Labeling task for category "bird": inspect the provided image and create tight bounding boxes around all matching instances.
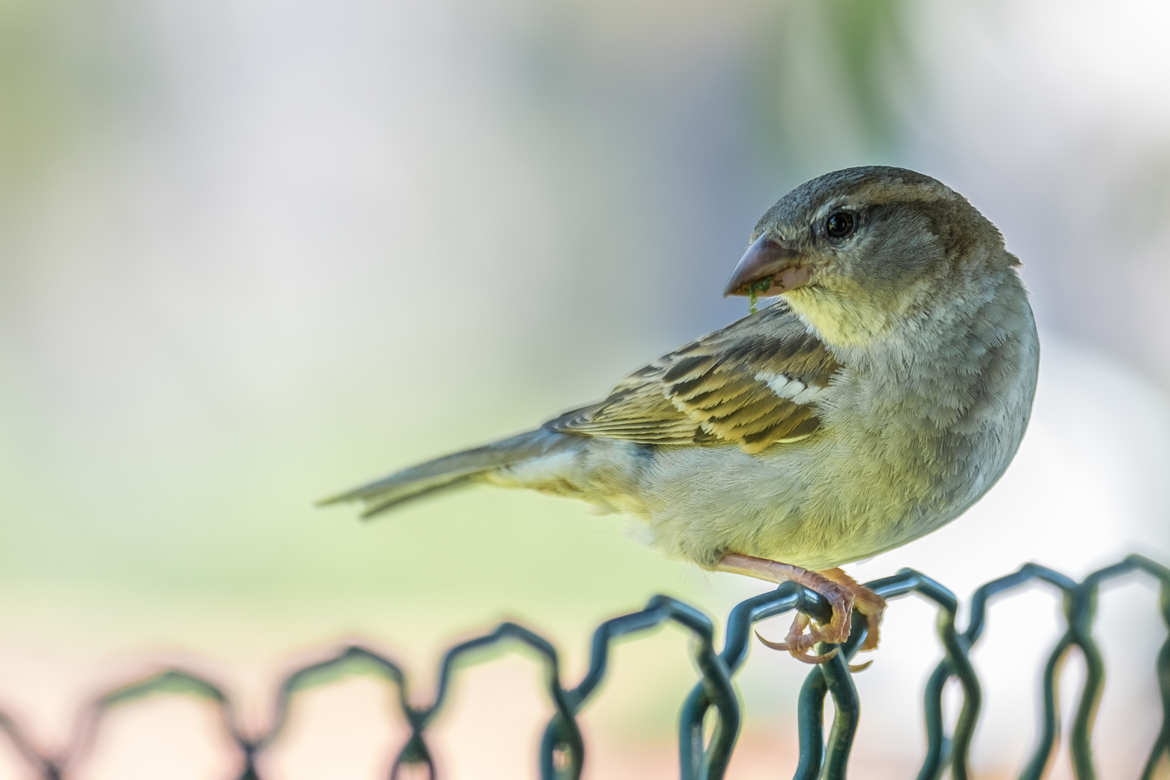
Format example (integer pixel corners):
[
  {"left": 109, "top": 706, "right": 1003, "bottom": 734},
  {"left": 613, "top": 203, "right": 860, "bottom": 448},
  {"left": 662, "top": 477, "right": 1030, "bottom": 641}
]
[{"left": 320, "top": 166, "right": 1040, "bottom": 664}]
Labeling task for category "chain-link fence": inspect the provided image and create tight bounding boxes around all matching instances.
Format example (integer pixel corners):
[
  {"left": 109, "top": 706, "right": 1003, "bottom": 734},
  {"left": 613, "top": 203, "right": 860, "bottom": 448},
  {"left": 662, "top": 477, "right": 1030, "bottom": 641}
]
[{"left": 2, "top": 554, "right": 1167, "bottom": 779}]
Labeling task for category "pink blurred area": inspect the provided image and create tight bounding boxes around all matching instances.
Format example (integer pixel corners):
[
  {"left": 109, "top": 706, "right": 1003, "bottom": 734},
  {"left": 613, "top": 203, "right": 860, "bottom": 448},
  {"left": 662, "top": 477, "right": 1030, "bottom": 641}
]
[{"left": 2, "top": 0, "right": 1168, "bottom": 777}]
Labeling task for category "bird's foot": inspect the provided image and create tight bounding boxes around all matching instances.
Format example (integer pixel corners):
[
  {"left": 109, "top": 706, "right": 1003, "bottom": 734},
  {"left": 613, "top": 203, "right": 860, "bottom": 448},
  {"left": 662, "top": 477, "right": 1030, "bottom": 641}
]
[
  {"left": 755, "top": 611, "right": 842, "bottom": 664},
  {"left": 716, "top": 554, "right": 885, "bottom": 669},
  {"left": 819, "top": 567, "right": 886, "bottom": 654}
]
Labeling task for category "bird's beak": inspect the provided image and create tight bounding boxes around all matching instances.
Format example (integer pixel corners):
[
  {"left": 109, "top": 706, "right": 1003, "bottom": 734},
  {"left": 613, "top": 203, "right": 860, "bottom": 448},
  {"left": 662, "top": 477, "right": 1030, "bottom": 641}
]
[{"left": 723, "top": 235, "right": 812, "bottom": 297}]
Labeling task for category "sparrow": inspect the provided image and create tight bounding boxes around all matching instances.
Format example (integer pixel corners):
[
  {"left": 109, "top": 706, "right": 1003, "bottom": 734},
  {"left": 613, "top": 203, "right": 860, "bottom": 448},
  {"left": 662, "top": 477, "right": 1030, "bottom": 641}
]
[{"left": 320, "top": 166, "right": 1040, "bottom": 664}]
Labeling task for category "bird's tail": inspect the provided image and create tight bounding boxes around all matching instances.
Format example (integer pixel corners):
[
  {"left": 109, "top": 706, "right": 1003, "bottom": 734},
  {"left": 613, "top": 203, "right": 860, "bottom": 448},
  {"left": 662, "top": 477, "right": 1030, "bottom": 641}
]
[{"left": 317, "top": 429, "right": 569, "bottom": 519}]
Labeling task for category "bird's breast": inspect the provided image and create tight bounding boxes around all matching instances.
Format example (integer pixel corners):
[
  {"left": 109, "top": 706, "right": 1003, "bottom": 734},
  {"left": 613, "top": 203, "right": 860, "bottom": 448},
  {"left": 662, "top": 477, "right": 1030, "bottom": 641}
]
[{"left": 639, "top": 290, "right": 1038, "bottom": 570}]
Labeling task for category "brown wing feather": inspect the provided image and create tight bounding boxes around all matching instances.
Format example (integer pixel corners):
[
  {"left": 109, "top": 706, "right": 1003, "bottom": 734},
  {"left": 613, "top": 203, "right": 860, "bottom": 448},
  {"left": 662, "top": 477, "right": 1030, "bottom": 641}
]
[{"left": 545, "top": 302, "right": 840, "bottom": 454}]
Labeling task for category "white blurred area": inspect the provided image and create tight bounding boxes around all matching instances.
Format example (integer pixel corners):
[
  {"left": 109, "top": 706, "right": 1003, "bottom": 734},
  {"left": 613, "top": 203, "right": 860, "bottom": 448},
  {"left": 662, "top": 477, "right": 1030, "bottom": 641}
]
[{"left": 1, "top": 0, "right": 1167, "bottom": 777}]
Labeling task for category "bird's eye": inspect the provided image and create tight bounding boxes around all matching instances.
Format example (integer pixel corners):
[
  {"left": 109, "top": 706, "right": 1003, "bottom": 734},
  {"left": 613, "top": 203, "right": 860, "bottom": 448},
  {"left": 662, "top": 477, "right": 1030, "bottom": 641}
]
[{"left": 824, "top": 211, "right": 855, "bottom": 239}]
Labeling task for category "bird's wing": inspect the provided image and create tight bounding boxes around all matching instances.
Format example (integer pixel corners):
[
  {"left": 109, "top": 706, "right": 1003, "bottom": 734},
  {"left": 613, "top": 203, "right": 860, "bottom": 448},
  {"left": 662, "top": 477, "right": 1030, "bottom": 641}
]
[{"left": 546, "top": 302, "right": 841, "bottom": 454}]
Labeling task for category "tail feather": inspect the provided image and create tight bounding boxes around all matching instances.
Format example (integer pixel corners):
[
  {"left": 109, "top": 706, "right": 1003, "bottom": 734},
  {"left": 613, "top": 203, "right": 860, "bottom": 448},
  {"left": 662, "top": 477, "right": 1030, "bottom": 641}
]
[{"left": 318, "top": 429, "right": 566, "bottom": 519}]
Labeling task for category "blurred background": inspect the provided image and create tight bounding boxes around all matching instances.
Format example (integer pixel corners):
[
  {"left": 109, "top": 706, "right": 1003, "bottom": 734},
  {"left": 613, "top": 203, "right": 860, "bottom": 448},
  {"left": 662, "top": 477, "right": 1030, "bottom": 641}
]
[{"left": 2, "top": 0, "right": 1168, "bottom": 777}]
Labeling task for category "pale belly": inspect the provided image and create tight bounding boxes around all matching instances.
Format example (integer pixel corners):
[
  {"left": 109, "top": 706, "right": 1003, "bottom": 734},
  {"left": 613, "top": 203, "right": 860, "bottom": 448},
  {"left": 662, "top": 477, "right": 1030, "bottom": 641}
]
[{"left": 635, "top": 423, "right": 1014, "bottom": 571}]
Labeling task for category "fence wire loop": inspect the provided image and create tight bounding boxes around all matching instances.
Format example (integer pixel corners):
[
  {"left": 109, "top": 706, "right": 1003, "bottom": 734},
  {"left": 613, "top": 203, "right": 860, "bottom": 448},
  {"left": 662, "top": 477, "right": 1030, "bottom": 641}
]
[{"left": 1, "top": 555, "right": 1167, "bottom": 779}]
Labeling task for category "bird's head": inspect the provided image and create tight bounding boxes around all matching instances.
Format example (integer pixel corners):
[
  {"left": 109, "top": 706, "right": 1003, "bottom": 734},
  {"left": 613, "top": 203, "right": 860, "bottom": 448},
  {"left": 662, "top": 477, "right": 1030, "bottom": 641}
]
[{"left": 724, "top": 166, "right": 1017, "bottom": 347}]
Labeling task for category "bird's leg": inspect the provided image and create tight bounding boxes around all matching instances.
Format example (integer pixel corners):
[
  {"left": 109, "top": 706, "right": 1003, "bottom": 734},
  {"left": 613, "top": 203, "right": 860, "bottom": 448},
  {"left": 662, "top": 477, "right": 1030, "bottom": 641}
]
[
  {"left": 715, "top": 553, "right": 854, "bottom": 663},
  {"left": 715, "top": 553, "right": 884, "bottom": 666}
]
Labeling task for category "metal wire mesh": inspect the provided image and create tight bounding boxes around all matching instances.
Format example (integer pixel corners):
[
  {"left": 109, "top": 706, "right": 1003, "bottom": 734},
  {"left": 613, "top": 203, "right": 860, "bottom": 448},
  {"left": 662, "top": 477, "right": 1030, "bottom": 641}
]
[{"left": 2, "top": 554, "right": 1167, "bottom": 779}]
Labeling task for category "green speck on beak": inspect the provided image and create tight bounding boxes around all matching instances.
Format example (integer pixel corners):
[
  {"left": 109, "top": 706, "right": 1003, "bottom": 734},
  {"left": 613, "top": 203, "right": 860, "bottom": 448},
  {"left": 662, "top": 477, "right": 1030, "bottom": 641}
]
[{"left": 748, "top": 279, "right": 772, "bottom": 314}]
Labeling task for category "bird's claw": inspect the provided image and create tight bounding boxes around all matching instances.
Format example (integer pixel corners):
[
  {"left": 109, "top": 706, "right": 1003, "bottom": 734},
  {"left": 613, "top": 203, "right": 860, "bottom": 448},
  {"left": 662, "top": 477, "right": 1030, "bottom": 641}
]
[
  {"left": 754, "top": 591, "right": 852, "bottom": 665},
  {"left": 755, "top": 609, "right": 841, "bottom": 663},
  {"left": 715, "top": 555, "right": 886, "bottom": 669}
]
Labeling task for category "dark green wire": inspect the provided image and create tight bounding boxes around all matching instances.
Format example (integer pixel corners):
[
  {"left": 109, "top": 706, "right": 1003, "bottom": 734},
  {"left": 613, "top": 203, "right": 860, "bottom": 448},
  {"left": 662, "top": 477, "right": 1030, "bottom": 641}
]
[{"left": 0, "top": 557, "right": 1165, "bottom": 780}]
